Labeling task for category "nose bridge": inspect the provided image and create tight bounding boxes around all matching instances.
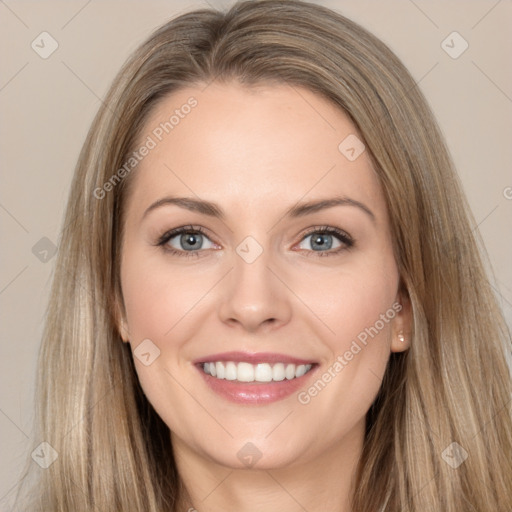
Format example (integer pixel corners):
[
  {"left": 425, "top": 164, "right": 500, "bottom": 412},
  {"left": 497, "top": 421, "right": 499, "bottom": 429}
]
[{"left": 218, "top": 233, "right": 291, "bottom": 331}]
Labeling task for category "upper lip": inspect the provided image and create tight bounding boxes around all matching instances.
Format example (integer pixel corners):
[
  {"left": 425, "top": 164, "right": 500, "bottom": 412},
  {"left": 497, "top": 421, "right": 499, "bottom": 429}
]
[{"left": 193, "top": 351, "right": 317, "bottom": 365}]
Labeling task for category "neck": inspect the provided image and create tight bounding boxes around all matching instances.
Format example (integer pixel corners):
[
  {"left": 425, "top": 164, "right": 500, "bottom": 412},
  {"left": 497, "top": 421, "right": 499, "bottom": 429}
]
[{"left": 172, "top": 417, "right": 365, "bottom": 512}]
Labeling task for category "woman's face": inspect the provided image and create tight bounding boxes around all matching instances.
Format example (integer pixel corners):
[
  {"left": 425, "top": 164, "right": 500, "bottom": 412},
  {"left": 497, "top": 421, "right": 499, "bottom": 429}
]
[{"left": 118, "top": 81, "right": 410, "bottom": 470}]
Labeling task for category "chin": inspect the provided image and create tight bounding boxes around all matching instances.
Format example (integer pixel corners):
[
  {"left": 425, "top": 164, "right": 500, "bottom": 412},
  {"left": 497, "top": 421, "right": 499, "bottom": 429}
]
[{"left": 196, "top": 436, "right": 307, "bottom": 471}]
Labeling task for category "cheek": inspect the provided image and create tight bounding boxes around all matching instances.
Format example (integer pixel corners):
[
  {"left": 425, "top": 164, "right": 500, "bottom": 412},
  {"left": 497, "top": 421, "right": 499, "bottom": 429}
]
[
  {"left": 121, "top": 250, "right": 211, "bottom": 344},
  {"left": 293, "top": 258, "right": 399, "bottom": 355},
  {"left": 121, "top": 242, "right": 399, "bottom": 361},
  {"left": 294, "top": 262, "right": 399, "bottom": 422},
  {"left": 119, "top": 250, "right": 210, "bottom": 435},
  {"left": 337, "top": 278, "right": 397, "bottom": 346}
]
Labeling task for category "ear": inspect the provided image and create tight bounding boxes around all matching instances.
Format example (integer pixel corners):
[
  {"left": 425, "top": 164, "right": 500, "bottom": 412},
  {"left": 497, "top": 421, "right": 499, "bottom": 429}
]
[
  {"left": 390, "top": 286, "right": 412, "bottom": 353},
  {"left": 113, "top": 294, "right": 130, "bottom": 343}
]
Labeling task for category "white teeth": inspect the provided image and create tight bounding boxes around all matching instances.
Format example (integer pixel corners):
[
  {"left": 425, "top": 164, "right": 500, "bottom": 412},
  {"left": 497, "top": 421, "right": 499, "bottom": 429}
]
[
  {"left": 216, "top": 361, "right": 225, "bottom": 379},
  {"left": 225, "top": 361, "right": 237, "bottom": 380},
  {"left": 254, "top": 363, "right": 273, "bottom": 382},
  {"left": 272, "top": 363, "right": 285, "bottom": 381},
  {"left": 237, "top": 362, "right": 255, "bottom": 382},
  {"left": 295, "top": 364, "right": 307, "bottom": 378},
  {"left": 202, "top": 361, "right": 313, "bottom": 382},
  {"left": 285, "top": 364, "right": 295, "bottom": 380}
]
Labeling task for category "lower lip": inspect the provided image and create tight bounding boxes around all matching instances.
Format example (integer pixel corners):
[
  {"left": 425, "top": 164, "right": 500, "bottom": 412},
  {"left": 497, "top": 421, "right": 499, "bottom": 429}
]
[{"left": 196, "top": 364, "right": 317, "bottom": 404}]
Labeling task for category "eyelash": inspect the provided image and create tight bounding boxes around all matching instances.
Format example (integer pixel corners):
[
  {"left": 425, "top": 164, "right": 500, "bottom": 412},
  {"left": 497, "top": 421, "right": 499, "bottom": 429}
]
[{"left": 155, "top": 224, "right": 355, "bottom": 259}]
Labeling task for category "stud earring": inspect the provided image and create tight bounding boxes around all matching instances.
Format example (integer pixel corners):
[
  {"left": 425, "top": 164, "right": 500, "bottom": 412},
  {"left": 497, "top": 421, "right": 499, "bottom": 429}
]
[{"left": 398, "top": 331, "right": 405, "bottom": 344}]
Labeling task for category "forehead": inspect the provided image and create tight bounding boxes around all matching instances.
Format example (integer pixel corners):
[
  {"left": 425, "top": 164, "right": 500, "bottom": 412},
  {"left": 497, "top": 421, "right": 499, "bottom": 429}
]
[{"left": 125, "top": 81, "right": 386, "bottom": 222}]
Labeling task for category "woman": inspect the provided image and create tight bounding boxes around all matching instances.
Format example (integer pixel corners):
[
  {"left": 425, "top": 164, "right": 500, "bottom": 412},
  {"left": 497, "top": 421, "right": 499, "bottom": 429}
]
[{"left": 13, "top": 0, "right": 512, "bottom": 510}]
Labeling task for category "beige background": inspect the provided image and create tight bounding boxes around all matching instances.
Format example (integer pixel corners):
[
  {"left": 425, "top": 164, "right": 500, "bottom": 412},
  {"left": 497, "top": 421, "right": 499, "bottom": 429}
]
[{"left": 1, "top": 0, "right": 511, "bottom": 506}]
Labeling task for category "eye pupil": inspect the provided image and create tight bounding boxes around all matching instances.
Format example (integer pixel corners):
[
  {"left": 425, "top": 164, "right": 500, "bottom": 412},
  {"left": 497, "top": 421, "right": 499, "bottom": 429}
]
[
  {"left": 182, "top": 232, "right": 202, "bottom": 250},
  {"left": 311, "top": 233, "right": 333, "bottom": 250}
]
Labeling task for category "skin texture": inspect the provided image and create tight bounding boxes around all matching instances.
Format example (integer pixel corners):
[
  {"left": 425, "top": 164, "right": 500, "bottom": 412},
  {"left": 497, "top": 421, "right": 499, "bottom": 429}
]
[{"left": 118, "top": 82, "right": 411, "bottom": 512}]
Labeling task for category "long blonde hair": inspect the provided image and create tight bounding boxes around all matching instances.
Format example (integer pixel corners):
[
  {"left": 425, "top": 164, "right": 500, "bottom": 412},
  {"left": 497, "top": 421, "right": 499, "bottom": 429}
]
[{"left": 13, "top": 1, "right": 512, "bottom": 510}]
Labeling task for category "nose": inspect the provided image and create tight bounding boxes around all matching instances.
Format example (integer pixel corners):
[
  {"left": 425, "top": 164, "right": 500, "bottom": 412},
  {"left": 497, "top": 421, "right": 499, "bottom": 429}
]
[{"left": 218, "top": 245, "right": 292, "bottom": 333}]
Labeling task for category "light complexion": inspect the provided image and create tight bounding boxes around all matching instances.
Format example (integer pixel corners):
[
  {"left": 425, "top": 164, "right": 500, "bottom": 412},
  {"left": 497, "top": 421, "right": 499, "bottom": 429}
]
[{"left": 118, "top": 82, "right": 411, "bottom": 512}]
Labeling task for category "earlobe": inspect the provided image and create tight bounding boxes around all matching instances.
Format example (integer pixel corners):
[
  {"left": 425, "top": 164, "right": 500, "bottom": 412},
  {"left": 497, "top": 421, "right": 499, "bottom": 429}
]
[
  {"left": 392, "top": 329, "right": 409, "bottom": 352},
  {"left": 390, "top": 288, "right": 412, "bottom": 353},
  {"left": 118, "top": 317, "right": 130, "bottom": 343},
  {"left": 113, "top": 295, "right": 130, "bottom": 342}
]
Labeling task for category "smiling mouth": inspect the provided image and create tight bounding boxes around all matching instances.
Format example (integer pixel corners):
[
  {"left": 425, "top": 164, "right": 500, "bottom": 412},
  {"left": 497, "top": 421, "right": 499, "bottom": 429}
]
[{"left": 201, "top": 361, "right": 314, "bottom": 383}]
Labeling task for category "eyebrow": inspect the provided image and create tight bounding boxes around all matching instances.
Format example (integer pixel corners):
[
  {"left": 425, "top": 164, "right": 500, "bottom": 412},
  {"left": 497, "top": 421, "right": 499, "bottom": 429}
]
[{"left": 142, "top": 195, "right": 376, "bottom": 223}]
